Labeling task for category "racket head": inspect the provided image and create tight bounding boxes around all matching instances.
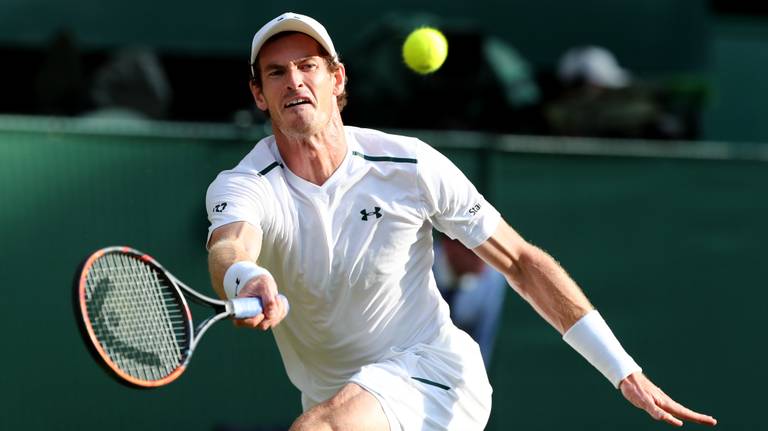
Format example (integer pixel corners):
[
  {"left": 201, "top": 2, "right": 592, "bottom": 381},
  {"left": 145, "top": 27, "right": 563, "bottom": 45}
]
[{"left": 74, "top": 246, "right": 194, "bottom": 388}]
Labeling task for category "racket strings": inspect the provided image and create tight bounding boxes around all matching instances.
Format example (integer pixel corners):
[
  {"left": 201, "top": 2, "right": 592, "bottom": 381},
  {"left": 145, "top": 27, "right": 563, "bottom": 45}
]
[{"left": 84, "top": 253, "right": 190, "bottom": 382}]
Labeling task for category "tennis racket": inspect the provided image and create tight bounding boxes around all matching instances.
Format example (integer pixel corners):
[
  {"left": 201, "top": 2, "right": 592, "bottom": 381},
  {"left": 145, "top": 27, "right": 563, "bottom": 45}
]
[{"left": 73, "top": 246, "right": 287, "bottom": 388}]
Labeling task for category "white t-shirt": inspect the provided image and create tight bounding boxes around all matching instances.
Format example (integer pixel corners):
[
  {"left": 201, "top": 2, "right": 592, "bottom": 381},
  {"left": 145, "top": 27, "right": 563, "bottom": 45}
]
[{"left": 206, "top": 126, "right": 501, "bottom": 403}]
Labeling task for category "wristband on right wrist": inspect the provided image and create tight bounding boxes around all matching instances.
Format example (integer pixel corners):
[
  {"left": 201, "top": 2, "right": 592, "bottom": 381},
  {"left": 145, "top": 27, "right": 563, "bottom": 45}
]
[
  {"left": 222, "top": 261, "right": 272, "bottom": 300},
  {"left": 562, "top": 309, "right": 642, "bottom": 389}
]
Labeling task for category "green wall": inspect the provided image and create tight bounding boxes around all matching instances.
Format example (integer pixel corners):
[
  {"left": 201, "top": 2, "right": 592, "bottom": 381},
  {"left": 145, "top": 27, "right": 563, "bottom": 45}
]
[
  {"left": 1, "top": 0, "right": 708, "bottom": 72},
  {"left": 8, "top": 1, "right": 768, "bottom": 142},
  {"left": 483, "top": 152, "right": 765, "bottom": 430},
  {"left": 703, "top": 17, "right": 768, "bottom": 143},
  {"left": 1, "top": 118, "right": 762, "bottom": 429},
  {"left": 0, "top": 121, "right": 301, "bottom": 430}
]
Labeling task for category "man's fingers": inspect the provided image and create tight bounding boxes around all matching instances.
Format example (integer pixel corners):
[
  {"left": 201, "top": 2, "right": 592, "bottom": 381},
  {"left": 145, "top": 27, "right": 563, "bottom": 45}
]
[
  {"left": 256, "top": 298, "right": 288, "bottom": 330},
  {"left": 231, "top": 272, "right": 287, "bottom": 329},
  {"left": 262, "top": 293, "right": 278, "bottom": 320},
  {"left": 654, "top": 409, "right": 683, "bottom": 427},
  {"left": 658, "top": 396, "right": 718, "bottom": 426},
  {"left": 633, "top": 393, "right": 681, "bottom": 426},
  {"left": 233, "top": 315, "right": 264, "bottom": 328},
  {"left": 621, "top": 373, "right": 717, "bottom": 427},
  {"left": 233, "top": 295, "right": 288, "bottom": 330},
  {"left": 237, "top": 274, "right": 282, "bottom": 320},
  {"left": 276, "top": 295, "right": 288, "bottom": 318}
]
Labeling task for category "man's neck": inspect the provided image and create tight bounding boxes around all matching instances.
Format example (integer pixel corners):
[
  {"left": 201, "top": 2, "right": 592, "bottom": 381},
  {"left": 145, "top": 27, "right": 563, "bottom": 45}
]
[{"left": 274, "top": 115, "right": 347, "bottom": 186}]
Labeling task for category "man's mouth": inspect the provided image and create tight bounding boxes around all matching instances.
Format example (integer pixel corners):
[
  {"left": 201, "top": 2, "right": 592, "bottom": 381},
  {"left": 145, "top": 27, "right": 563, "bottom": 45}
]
[{"left": 284, "top": 97, "right": 312, "bottom": 108}]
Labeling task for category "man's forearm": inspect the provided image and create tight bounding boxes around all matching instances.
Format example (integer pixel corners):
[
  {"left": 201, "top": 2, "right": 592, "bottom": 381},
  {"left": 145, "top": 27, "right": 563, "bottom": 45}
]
[
  {"left": 207, "top": 222, "right": 263, "bottom": 300},
  {"left": 208, "top": 240, "right": 249, "bottom": 299},
  {"left": 473, "top": 220, "right": 593, "bottom": 334},
  {"left": 508, "top": 244, "right": 593, "bottom": 334}
]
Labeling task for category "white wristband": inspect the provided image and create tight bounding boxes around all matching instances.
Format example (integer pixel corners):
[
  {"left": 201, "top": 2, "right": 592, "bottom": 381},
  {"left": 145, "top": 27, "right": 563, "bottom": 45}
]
[
  {"left": 562, "top": 310, "right": 642, "bottom": 389},
  {"left": 222, "top": 261, "right": 272, "bottom": 299}
]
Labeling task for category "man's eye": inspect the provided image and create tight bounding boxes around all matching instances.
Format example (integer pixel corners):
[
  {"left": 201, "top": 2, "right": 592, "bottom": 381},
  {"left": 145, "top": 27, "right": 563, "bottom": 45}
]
[
  {"left": 267, "top": 70, "right": 283, "bottom": 77},
  {"left": 300, "top": 63, "right": 318, "bottom": 71}
]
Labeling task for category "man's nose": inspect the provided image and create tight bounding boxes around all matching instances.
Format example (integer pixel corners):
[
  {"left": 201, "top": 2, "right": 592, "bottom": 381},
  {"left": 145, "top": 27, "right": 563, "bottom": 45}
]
[{"left": 285, "top": 67, "right": 304, "bottom": 89}]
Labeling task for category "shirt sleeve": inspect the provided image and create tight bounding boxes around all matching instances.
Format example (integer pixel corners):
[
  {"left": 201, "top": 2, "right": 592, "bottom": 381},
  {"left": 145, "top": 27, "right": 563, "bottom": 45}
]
[
  {"left": 416, "top": 142, "right": 501, "bottom": 248},
  {"left": 205, "top": 171, "right": 268, "bottom": 248}
]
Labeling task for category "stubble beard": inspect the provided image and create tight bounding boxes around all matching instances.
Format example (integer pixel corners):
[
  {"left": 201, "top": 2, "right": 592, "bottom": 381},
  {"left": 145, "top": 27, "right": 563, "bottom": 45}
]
[{"left": 275, "top": 108, "right": 331, "bottom": 140}]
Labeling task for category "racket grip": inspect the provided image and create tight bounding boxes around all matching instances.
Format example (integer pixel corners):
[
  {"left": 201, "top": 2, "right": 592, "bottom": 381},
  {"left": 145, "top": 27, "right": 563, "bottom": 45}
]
[{"left": 231, "top": 294, "right": 289, "bottom": 319}]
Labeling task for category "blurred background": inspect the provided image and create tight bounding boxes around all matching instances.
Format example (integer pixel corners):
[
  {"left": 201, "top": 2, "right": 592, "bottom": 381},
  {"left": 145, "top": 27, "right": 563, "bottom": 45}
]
[{"left": 1, "top": 0, "right": 765, "bottom": 429}]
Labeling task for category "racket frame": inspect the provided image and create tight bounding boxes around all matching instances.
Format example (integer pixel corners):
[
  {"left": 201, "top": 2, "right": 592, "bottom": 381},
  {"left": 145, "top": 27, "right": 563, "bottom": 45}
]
[{"left": 74, "top": 246, "right": 233, "bottom": 388}]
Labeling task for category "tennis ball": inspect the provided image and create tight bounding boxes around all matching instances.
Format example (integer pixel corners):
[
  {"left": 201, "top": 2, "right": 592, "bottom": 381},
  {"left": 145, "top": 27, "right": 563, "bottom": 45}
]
[{"left": 402, "top": 27, "right": 448, "bottom": 74}]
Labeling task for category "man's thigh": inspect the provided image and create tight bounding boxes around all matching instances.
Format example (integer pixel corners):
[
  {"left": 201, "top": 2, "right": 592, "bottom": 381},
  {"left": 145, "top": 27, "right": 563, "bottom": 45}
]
[
  {"left": 350, "top": 327, "right": 492, "bottom": 431},
  {"left": 290, "top": 383, "right": 390, "bottom": 431}
]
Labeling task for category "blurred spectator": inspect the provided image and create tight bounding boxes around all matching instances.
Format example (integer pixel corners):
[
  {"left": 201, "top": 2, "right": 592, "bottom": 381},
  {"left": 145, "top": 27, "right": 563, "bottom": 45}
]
[
  {"left": 83, "top": 47, "right": 172, "bottom": 120},
  {"left": 558, "top": 46, "right": 631, "bottom": 89},
  {"left": 545, "top": 45, "right": 659, "bottom": 138},
  {"left": 543, "top": 45, "right": 707, "bottom": 140},
  {"left": 35, "top": 30, "right": 88, "bottom": 115},
  {"left": 433, "top": 236, "right": 507, "bottom": 368}
]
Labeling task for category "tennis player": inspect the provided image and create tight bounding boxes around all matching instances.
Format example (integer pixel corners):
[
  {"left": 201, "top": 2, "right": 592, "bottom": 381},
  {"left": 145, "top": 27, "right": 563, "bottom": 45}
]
[{"left": 205, "top": 12, "right": 717, "bottom": 431}]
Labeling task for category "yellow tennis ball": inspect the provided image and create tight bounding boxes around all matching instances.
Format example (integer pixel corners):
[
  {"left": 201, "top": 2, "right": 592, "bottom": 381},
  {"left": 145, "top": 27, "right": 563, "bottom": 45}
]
[{"left": 402, "top": 27, "right": 448, "bottom": 74}]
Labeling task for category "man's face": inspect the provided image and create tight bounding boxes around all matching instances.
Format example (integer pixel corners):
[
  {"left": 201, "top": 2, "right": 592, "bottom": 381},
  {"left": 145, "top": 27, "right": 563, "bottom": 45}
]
[{"left": 251, "top": 33, "right": 345, "bottom": 137}]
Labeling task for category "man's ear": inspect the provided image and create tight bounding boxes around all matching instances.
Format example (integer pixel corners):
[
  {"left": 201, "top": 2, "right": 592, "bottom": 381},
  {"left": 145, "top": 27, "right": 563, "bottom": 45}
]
[
  {"left": 332, "top": 64, "right": 346, "bottom": 97},
  {"left": 250, "top": 80, "right": 268, "bottom": 111}
]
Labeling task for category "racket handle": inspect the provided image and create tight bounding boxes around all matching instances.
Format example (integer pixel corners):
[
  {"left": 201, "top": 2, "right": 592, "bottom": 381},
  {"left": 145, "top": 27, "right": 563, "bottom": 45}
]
[{"left": 230, "top": 294, "right": 289, "bottom": 319}]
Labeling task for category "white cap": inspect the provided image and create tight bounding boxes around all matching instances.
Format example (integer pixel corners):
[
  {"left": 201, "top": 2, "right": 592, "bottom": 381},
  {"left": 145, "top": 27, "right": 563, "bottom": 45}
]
[
  {"left": 250, "top": 12, "right": 337, "bottom": 75},
  {"left": 558, "top": 46, "right": 630, "bottom": 89}
]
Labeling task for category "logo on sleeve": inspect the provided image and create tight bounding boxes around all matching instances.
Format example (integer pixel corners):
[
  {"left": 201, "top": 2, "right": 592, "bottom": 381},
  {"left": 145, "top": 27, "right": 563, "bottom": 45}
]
[
  {"left": 360, "top": 207, "right": 383, "bottom": 221},
  {"left": 468, "top": 203, "right": 481, "bottom": 216},
  {"left": 213, "top": 202, "right": 228, "bottom": 213}
]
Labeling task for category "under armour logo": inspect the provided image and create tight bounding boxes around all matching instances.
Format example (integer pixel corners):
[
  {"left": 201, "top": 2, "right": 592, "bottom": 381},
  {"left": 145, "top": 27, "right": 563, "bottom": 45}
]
[{"left": 360, "top": 207, "right": 382, "bottom": 221}]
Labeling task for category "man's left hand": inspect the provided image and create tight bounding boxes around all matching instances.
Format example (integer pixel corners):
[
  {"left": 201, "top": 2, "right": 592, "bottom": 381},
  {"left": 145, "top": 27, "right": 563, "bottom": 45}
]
[{"left": 619, "top": 372, "right": 717, "bottom": 427}]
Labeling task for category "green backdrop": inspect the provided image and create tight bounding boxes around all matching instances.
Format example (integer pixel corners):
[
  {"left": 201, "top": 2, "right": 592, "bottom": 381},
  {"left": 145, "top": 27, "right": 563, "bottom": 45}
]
[{"left": 1, "top": 117, "right": 763, "bottom": 430}]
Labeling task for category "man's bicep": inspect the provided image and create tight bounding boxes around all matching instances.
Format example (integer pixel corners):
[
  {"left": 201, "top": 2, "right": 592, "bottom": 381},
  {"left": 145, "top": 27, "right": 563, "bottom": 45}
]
[
  {"left": 205, "top": 172, "right": 267, "bottom": 250},
  {"left": 471, "top": 219, "right": 529, "bottom": 280}
]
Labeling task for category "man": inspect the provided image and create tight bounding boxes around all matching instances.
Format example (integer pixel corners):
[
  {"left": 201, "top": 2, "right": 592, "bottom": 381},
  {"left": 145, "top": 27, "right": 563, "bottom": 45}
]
[{"left": 206, "top": 12, "right": 716, "bottom": 431}]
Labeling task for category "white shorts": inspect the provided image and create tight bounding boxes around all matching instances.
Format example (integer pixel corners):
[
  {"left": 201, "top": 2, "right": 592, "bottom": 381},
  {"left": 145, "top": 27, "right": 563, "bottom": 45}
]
[{"left": 349, "top": 325, "right": 492, "bottom": 431}]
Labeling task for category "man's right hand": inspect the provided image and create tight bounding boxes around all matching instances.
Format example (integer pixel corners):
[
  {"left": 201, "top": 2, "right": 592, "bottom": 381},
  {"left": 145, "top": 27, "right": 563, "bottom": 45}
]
[{"left": 234, "top": 273, "right": 288, "bottom": 330}]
